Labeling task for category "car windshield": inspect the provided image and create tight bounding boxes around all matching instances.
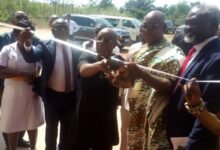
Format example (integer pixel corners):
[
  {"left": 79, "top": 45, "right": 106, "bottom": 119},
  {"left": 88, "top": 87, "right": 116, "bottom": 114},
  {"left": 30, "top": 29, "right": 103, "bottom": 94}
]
[
  {"left": 165, "top": 20, "right": 174, "bottom": 27},
  {"left": 94, "top": 18, "right": 113, "bottom": 27},
  {"left": 131, "top": 18, "right": 142, "bottom": 28}
]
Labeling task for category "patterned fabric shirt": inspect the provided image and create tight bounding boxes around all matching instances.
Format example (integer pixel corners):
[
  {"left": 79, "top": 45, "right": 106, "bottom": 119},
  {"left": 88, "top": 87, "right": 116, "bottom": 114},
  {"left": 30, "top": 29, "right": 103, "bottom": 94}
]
[{"left": 127, "top": 38, "right": 185, "bottom": 150}]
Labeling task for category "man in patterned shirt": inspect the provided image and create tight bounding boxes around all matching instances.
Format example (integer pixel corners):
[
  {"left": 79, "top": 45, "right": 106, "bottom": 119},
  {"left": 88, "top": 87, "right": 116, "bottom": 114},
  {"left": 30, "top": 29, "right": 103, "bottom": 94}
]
[{"left": 116, "top": 10, "right": 185, "bottom": 150}]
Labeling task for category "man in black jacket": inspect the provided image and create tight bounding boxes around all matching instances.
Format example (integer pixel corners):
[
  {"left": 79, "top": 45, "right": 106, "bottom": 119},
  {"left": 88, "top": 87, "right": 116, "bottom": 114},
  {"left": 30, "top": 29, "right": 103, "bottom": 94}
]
[{"left": 18, "top": 18, "right": 81, "bottom": 150}]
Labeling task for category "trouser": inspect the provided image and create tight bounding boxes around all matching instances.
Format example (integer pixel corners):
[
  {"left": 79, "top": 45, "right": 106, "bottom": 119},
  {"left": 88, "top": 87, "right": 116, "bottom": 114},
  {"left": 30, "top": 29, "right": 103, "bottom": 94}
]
[
  {"left": 77, "top": 144, "right": 112, "bottom": 150},
  {"left": 44, "top": 87, "right": 76, "bottom": 150}
]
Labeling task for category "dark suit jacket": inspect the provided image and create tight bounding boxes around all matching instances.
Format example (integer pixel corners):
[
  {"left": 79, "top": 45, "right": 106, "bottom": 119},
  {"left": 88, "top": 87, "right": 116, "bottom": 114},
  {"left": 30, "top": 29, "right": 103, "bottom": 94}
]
[
  {"left": 167, "top": 38, "right": 220, "bottom": 150},
  {"left": 21, "top": 40, "right": 81, "bottom": 101}
]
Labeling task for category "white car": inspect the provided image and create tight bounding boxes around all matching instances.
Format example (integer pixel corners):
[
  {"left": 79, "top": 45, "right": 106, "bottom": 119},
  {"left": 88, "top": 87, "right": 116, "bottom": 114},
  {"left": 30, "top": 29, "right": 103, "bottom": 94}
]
[{"left": 91, "top": 15, "right": 142, "bottom": 42}]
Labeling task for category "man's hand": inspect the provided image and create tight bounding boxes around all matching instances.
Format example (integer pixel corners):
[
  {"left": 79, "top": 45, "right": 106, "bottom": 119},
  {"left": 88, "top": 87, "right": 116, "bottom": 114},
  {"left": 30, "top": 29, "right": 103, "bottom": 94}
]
[
  {"left": 106, "top": 57, "right": 125, "bottom": 71},
  {"left": 17, "top": 28, "right": 33, "bottom": 49},
  {"left": 97, "top": 58, "right": 108, "bottom": 72},
  {"left": 126, "top": 62, "right": 143, "bottom": 80},
  {"left": 183, "top": 78, "right": 201, "bottom": 106}
]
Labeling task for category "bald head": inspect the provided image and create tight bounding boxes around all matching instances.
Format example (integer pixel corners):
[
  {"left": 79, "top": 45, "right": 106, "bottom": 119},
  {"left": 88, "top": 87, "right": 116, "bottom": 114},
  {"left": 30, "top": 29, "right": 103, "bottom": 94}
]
[
  {"left": 144, "top": 10, "right": 165, "bottom": 25},
  {"left": 97, "top": 28, "right": 118, "bottom": 41},
  {"left": 96, "top": 28, "right": 118, "bottom": 58},
  {"left": 140, "top": 10, "right": 165, "bottom": 45}
]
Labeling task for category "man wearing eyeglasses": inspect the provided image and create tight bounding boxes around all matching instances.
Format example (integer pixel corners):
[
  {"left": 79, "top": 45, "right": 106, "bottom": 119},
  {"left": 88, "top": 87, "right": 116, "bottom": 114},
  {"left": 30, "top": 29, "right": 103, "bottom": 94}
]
[
  {"left": 115, "top": 10, "right": 185, "bottom": 150},
  {"left": 18, "top": 18, "right": 82, "bottom": 150}
]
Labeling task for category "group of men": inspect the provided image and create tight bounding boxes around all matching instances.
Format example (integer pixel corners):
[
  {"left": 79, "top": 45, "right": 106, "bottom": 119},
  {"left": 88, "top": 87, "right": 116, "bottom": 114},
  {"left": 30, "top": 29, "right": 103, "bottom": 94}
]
[
  {"left": 0, "top": 3, "right": 220, "bottom": 150},
  {"left": 119, "top": 3, "right": 220, "bottom": 150}
]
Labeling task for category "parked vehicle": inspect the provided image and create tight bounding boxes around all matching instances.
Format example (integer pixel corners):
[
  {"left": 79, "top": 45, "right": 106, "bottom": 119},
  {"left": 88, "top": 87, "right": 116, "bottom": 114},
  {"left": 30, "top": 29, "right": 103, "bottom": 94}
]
[
  {"left": 66, "top": 14, "right": 131, "bottom": 48},
  {"left": 91, "top": 16, "right": 132, "bottom": 48},
  {"left": 165, "top": 20, "right": 175, "bottom": 34},
  {"left": 91, "top": 15, "right": 142, "bottom": 42}
]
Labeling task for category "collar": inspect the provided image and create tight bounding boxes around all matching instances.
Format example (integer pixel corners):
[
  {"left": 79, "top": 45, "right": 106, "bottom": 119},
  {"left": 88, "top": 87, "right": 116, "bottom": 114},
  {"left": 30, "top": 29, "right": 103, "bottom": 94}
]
[{"left": 194, "top": 36, "right": 218, "bottom": 52}]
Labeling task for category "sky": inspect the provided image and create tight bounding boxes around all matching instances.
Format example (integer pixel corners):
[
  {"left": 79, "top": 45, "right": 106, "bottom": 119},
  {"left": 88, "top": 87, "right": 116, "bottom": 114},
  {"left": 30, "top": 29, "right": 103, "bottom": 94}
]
[
  {"left": 35, "top": 0, "right": 220, "bottom": 8},
  {"left": 62, "top": 0, "right": 220, "bottom": 8}
]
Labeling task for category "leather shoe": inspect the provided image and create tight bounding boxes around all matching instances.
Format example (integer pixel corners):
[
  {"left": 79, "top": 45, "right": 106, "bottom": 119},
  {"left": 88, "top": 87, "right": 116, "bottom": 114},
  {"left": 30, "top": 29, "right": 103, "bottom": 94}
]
[{"left": 17, "top": 139, "right": 31, "bottom": 148}]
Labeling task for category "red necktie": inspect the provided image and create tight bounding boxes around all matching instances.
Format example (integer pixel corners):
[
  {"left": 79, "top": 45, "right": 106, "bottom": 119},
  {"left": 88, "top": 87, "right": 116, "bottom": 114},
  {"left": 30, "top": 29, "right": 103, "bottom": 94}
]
[
  {"left": 172, "top": 47, "right": 196, "bottom": 93},
  {"left": 179, "top": 47, "right": 196, "bottom": 76},
  {"left": 62, "top": 45, "right": 71, "bottom": 92}
]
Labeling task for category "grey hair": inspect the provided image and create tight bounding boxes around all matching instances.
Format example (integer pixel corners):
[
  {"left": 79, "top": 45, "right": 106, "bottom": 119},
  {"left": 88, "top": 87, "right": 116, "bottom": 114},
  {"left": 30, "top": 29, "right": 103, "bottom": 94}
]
[{"left": 193, "top": 4, "right": 220, "bottom": 30}]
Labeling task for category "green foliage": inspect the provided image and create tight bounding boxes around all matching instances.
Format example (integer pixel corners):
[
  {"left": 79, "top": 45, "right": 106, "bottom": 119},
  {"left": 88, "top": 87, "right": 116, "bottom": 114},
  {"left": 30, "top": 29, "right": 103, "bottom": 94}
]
[
  {"left": 0, "top": 0, "right": 192, "bottom": 28},
  {"left": 165, "top": 1, "right": 191, "bottom": 26},
  {"left": 123, "top": 0, "right": 155, "bottom": 20},
  {"left": 99, "top": 0, "right": 114, "bottom": 8}
]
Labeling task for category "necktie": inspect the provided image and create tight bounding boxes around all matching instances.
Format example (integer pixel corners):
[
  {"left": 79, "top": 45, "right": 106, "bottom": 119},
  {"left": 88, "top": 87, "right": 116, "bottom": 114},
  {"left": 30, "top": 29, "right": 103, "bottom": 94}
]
[
  {"left": 62, "top": 45, "right": 71, "bottom": 92},
  {"left": 172, "top": 47, "right": 196, "bottom": 93},
  {"left": 179, "top": 47, "right": 196, "bottom": 76}
]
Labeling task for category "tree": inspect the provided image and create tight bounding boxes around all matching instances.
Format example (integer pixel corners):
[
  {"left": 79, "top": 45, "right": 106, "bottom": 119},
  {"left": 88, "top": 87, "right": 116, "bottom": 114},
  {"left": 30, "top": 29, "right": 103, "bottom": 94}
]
[
  {"left": 123, "top": 0, "right": 155, "bottom": 20},
  {"left": 165, "top": 1, "right": 191, "bottom": 26},
  {"left": 99, "top": 0, "right": 114, "bottom": 8},
  {"left": 88, "top": 0, "right": 98, "bottom": 7}
]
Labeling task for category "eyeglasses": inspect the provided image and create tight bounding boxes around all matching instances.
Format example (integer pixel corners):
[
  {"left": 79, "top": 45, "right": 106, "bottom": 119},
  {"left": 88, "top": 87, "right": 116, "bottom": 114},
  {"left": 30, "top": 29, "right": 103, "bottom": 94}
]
[
  {"left": 15, "top": 15, "right": 28, "bottom": 21},
  {"left": 52, "top": 27, "right": 69, "bottom": 32},
  {"left": 140, "top": 23, "right": 160, "bottom": 30},
  {"left": 96, "top": 38, "right": 116, "bottom": 44}
]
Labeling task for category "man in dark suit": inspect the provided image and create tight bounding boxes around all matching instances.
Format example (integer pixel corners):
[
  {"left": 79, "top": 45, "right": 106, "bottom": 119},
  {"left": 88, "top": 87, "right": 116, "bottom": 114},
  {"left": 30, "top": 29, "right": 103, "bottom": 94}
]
[
  {"left": 167, "top": 4, "right": 220, "bottom": 150},
  {"left": 18, "top": 18, "right": 81, "bottom": 150}
]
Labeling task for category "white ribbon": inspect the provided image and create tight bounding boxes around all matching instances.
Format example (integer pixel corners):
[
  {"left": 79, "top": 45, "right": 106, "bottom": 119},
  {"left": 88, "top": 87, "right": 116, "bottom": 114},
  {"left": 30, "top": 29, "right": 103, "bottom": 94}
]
[{"left": 0, "top": 21, "right": 219, "bottom": 84}]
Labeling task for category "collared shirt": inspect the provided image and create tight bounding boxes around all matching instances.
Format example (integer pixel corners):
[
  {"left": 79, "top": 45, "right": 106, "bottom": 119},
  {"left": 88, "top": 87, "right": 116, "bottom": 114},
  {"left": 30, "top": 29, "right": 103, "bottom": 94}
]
[
  {"left": 65, "top": 19, "right": 80, "bottom": 35},
  {"left": 186, "top": 36, "right": 218, "bottom": 68},
  {"left": 47, "top": 43, "right": 74, "bottom": 92},
  {"left": 24, "top": 42, "right": 74, "bottom": 93}
]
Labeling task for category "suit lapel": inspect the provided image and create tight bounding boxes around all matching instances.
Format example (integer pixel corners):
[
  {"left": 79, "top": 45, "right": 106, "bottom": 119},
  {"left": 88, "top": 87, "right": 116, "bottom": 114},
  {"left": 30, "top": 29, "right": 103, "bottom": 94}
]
[
  {"left": 49, "top": 41, "right": 56, "bottom": 58},
  {"left": 71, "top": 49, "right": 77, "bottom": 87},
  {"left": 182, "top": 39, "right": 217, "bottom": 78},
  {"left": 45, "top": 41, "right": 56, "bottom": 80},
  {"left": 48, "top": 41, "right": 56, "bottom": 67}
]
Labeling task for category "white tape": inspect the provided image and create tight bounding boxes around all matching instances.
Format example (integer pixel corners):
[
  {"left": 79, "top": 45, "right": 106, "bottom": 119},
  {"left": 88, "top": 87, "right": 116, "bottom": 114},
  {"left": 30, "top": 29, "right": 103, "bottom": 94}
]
[
  {"left": 196, "top": 80, "right": 220, "bottom": 83},
  {"left": 1, "top": 21, "right": 219, "bottom": 84}
]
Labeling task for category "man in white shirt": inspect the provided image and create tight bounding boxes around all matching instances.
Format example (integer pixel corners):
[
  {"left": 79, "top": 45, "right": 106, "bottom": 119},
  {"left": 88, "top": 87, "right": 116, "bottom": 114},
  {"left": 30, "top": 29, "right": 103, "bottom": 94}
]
[
  {"left": 65, "top": 14, "right": 80, "bottom": 40},
  {"left": 18, "top": 18, "right": 81, "bottom": 150}
]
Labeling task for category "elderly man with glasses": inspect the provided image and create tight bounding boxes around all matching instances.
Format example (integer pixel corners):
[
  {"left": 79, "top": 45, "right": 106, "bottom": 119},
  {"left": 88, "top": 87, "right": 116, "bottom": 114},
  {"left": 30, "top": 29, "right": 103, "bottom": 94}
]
[{"left": 115, "top": 10, "right": 185, "bottom": 150}]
